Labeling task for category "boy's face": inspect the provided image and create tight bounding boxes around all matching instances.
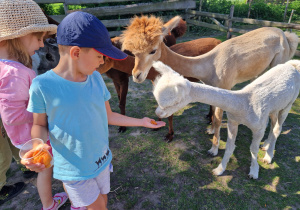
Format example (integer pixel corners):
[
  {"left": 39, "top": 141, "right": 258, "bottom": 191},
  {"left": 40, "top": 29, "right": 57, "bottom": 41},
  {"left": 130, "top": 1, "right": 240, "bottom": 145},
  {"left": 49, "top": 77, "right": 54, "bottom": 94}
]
[{"left": 78, "top": 48, "right": 104, "bottom": 75}]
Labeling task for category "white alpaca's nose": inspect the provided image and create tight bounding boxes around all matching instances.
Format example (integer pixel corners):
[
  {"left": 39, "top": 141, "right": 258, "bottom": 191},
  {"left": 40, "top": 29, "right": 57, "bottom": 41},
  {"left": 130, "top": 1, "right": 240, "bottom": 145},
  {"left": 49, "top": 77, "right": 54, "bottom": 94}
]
[{"left": 155, "top": 108, "right": 167, "bottom": 118}]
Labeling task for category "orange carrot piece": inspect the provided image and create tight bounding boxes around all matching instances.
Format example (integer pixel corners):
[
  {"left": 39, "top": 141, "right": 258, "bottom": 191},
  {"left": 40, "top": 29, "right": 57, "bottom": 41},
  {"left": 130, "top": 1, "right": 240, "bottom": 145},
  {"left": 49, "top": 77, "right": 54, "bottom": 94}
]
[{"left": 150, "top": 120, "right": 157, "bottom": 125}]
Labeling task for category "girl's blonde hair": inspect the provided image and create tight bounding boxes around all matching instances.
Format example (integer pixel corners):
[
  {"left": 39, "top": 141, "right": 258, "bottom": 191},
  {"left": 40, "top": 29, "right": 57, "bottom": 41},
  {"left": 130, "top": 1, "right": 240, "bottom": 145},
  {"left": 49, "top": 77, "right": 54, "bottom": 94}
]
[{"left": 5, "top": 32, "right": 44, "bottom": 69}]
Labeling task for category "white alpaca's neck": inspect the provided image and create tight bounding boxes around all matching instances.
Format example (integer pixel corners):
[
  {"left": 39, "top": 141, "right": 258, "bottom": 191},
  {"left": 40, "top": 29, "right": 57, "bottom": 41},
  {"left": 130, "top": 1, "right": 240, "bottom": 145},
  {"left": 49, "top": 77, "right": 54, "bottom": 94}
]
[
  {"left": 189, "top": 82, "right": 244, "bottom": 113},
  {"left": 160, "top": 43, "right": 216, "bottom": 84}
]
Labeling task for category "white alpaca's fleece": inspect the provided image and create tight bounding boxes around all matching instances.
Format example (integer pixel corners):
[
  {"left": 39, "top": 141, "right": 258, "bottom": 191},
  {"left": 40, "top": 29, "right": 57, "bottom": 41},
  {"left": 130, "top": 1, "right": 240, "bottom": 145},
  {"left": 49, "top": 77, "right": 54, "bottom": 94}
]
[{"left": 152, "top": 60, "right": 300, "bottom": 179}]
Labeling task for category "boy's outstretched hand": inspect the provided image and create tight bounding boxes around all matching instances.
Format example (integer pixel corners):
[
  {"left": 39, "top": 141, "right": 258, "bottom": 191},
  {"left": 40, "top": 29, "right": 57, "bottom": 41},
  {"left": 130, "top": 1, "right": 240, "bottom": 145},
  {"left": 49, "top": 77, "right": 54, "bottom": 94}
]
[
  {"left": 142, "top": 117, "right": 166, "bottom": 128},
  {"left": 20, "top": 143, "right": 52, "bottom": 173}
]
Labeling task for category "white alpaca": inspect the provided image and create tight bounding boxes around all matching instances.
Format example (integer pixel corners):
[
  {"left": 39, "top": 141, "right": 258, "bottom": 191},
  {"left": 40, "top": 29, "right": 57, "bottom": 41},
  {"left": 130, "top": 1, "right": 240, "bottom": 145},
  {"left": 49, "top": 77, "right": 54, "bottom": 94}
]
[
  {"left": 121, "top": 15, "right": 299, "bottom": 157},
  {"left": 152, "top": 60, "right": 300, "bottom": 179}
]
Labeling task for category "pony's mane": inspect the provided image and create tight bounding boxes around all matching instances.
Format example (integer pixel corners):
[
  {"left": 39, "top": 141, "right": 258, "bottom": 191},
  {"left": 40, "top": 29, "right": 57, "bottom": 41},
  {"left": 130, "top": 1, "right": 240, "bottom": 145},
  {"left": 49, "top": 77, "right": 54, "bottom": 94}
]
[{"left": 121, "top": 15, "right": 164, "bottom": 54}]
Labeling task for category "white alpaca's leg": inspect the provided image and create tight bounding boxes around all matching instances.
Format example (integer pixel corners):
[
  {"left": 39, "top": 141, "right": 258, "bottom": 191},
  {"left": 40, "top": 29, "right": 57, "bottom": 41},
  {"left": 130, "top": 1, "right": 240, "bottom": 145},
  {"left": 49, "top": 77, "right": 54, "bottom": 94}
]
[
  {"left": 249, "top": 129, "right": 265, "bottom": 179},
  {"left": 261, "top": 113, "right": 278, "bottom": 151},
  {"left": 213, "top": 119, "right": 238, "bottom": 176},
  {"left": 263, "top": 105, "right": 292, "bottom": 164},
  {"left": 208, "top": 107, "right": 223, "bottom": 156}
]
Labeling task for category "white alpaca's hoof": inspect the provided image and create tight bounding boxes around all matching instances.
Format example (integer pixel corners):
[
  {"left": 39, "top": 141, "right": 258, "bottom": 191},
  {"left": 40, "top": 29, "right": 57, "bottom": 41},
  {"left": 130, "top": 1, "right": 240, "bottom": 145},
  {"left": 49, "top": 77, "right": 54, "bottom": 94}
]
[
  {"left": 206, "top": 127, "right": 215, "bottom": 135},
  {"left": 260, "top": 141, "right": 270, "bottom": 151},
  {"left": 212, "top": 165, "right": 224, "bottom": 176},
  {"left": 261, "top": 146, "right": 267, "bottom": 151},
  {"left": 260, "top": 144, "right": 269, "bottom": 151},
  {"left": 248, "top": 167, "right": 259, "bottom": 179},
  {"left": 207, "top": 147, "right": 218, "bottom": 156},
  {"left": 263, "top": 154, "right": 273, "bottom": 164},
  {"left": 248, "top": 173, "right": 258, "bottom": 179}
]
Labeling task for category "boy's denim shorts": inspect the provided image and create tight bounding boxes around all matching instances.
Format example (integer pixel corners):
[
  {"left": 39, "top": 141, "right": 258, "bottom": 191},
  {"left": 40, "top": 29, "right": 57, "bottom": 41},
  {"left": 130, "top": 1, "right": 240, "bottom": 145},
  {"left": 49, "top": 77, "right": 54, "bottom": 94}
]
[{"left": 63, "top": 164, "right": 112, "bottom": 207}]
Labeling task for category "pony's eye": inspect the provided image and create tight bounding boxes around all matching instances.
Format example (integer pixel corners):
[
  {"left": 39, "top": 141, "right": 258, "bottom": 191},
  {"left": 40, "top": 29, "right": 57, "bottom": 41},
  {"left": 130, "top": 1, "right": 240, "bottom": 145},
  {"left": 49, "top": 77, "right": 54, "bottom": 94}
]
[{"left": 150, "top": 50, "right": 156, "bottom": 55}]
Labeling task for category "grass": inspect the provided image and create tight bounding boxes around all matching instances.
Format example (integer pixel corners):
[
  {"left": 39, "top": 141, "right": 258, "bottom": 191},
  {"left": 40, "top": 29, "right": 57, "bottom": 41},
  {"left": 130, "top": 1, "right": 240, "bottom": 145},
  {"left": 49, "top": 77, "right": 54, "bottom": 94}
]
[
  {"left": 104, "top": 69, "right": 300, "bottom": 209},
  {"left": 4, "top": 6, "right": 300, "bottom": 207}
]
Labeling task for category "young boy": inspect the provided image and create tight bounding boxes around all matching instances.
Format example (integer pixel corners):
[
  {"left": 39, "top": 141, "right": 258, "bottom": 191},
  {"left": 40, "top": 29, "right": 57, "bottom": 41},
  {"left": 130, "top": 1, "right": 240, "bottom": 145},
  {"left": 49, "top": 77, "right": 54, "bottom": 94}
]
[{"left": 24, "top": 11, "right": 165, "bottom": 210}]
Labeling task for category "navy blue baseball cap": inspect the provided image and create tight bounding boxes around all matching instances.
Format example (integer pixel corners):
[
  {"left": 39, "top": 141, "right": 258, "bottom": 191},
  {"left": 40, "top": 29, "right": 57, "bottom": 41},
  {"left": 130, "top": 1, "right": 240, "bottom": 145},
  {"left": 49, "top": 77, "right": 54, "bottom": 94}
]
[{"left": 57, "top": 11, "right": 127, "bottom": 60}]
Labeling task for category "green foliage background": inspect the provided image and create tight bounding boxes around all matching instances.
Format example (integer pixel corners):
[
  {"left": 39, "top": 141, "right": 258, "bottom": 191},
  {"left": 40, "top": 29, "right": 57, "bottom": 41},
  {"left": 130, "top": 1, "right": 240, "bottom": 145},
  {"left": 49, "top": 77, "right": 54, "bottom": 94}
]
[{"left": 39, "top": 0, "right": 300, "bottom": 21}]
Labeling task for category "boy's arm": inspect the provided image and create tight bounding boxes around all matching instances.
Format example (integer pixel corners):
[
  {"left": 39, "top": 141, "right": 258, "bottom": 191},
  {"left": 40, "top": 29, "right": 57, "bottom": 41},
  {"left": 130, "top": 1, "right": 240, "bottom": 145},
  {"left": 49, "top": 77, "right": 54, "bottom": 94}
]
[
  {"left": 105, "top": 101, "right": 165, "bottom": 128},
  {"left": 31, "top": 113, "right": 48, "bottom": 141},
  {"left": 21, "top": 113, "right": 50, "bottom": 172}
]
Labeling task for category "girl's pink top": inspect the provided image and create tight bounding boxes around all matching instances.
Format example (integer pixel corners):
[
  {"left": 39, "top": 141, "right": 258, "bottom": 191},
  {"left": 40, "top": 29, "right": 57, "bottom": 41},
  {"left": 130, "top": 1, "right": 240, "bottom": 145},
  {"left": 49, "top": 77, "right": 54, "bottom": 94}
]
[{"left": 0, "top": 59, "right": 36, "bottom": 146}]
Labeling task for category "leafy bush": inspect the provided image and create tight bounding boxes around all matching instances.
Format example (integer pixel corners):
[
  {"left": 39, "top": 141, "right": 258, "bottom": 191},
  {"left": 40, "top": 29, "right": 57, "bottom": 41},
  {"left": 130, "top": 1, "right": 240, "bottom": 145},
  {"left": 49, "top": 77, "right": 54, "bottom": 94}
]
[
  {"left": 39, "top": 3, "right": 64, "bottom": 15},
  {"left": 200, "top": 0, "right": 299, "bottom": 22}
]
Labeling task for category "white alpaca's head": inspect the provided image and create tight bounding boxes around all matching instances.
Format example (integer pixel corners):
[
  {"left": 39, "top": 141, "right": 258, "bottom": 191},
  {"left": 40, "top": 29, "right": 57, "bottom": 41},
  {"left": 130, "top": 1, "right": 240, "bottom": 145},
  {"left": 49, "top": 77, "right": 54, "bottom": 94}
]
[{"left": 152, "top": 61, "right": 191, "bottom": 118}]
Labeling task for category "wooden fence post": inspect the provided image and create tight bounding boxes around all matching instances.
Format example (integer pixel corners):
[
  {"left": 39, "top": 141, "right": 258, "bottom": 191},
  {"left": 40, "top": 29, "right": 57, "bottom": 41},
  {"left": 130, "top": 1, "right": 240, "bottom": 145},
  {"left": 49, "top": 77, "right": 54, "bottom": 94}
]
[
  {"left": 288, "top": 9, "right": 295, "bottom": 32},
  {"left": 247, "top": 0, "right": 253, "bottom": 18},
  {"left": 198, "top": 0, "right": 203, "bottom": 21},
  {"left": 63, "top": 0, "right": 68, "bottom": 15},
  {"left": 283, "top": 0, "right": 290, "bottom": 22},
  {"left": 288, "top": 9, "right": 295, "bottom": 23},
  {"left": 185, "top": 8, "right": 191, "bottom": 32},
  {"left": 227, "top": 5, "right": 234, "bottom": 39}
]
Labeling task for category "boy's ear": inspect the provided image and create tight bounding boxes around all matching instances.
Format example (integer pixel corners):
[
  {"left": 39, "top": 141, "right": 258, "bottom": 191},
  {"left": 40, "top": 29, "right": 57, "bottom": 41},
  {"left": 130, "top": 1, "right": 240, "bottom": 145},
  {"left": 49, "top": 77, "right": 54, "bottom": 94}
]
[{"left": 70, "top": 46, "right": 81, "bottom": 60}]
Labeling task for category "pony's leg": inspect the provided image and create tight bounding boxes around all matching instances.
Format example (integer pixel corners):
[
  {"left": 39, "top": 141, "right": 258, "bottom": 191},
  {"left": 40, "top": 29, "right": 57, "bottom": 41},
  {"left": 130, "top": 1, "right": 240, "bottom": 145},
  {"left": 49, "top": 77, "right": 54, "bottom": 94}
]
[
  {"left": 249, "top": 128, "right": 266, "bottom": 179},
  {"left": 206, "top": 105, "right": 214, "bottom": 124},
  {"left": 206, "top": 106, "right": 217, "bottom": 135},
  {"left": 263, "top": 104, "right": 292, "bottom": 164},
  {"left": 261, "top": 113, "right": 278, "bottom": 151},
  {"left": 213, "top": 118, "right": 238, "bottom": 176},
  {"left": 109, "top": 71, "right": 129, "bottom": 133},
  {"left": 164, "top": 115, "right": 174, "bottom": 142},
  {"left": 207, "top": 107, "right": 223, "bottom": 156}
]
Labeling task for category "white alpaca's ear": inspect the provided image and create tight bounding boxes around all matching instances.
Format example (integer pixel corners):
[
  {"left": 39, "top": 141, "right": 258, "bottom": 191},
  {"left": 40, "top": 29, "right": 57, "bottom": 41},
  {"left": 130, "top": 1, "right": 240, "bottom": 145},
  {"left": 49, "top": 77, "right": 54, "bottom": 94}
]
[
  {"left": 152, "top": 61, "right": 170, "bottom": 75},
  {"left": 286, "top": 59, "right": 300, "bottom": 71},
  {"left": 152, "top": 61, "right": 180, "bottom": 75}
]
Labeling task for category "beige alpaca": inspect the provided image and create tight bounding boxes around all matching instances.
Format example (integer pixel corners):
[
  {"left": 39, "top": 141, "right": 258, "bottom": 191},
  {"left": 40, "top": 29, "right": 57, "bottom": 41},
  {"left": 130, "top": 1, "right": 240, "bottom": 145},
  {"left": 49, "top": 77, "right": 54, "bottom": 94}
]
[
  {"left": 152, "top": 60, "right": 300, "bottom": 179},
  {"left": 120, "top": 15, "right": 299, "bottom": 156}
]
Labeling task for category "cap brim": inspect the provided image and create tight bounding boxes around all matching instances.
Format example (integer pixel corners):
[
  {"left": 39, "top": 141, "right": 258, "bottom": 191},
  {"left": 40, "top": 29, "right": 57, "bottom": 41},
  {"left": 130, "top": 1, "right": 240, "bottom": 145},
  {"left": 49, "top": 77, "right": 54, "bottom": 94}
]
[{"left": 94, "top": 45, "right": 127, "bottom": 60}]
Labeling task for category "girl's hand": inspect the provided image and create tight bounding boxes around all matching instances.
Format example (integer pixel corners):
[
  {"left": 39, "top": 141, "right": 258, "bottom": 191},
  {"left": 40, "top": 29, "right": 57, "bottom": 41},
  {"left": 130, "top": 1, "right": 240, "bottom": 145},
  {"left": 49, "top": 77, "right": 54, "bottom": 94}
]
[
  {"left": 20, "top": 144, "right": 52, "bottom": 173},
  {"left": 142, "top": 117, "right": 166, "bottom": 128}
]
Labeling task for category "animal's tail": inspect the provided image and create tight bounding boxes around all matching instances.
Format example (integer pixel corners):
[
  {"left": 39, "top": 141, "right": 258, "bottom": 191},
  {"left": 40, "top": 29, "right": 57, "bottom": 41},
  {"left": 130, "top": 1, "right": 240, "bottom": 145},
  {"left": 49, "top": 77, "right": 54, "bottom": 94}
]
[
  {"left": 284, "top": 31, "right": 299, "bottom": 58},
  {"left": 171, "top": 19, "right": 187, "bottom": 38},
  {"left": 286, "top": 59, "right": 300, "bottom": 72}
]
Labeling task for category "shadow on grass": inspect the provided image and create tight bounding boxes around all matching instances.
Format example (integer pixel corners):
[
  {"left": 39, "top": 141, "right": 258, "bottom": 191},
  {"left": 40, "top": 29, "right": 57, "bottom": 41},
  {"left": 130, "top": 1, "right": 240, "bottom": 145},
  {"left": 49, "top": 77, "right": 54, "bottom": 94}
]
[{"left": 107, "top": 94, "right": 300, "bottom": 209}]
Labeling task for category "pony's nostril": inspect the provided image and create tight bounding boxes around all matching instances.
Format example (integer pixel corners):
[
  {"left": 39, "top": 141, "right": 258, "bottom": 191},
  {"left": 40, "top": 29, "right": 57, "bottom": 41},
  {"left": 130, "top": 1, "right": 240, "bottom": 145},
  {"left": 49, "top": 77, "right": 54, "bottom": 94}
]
[{"left": 136, "top": 73, "right": 141, "bottom": 79}]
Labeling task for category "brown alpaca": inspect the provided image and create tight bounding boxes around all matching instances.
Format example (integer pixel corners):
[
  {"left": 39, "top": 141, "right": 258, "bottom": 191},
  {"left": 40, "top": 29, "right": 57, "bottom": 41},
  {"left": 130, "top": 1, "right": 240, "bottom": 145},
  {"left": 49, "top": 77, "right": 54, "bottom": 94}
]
[
  {"left": 120, "top": 15, "right": 299, "bottom": 155},
  {"left": 97, "top": 37, "right": 221, "bottom": 140}
]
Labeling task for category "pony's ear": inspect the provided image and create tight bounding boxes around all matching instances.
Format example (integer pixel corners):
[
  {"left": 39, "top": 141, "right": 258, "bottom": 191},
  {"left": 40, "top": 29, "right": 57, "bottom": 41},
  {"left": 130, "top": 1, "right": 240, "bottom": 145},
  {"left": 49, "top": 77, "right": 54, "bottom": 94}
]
[{"left": 162, "top": 16, "right": 182, "bottom": 37}]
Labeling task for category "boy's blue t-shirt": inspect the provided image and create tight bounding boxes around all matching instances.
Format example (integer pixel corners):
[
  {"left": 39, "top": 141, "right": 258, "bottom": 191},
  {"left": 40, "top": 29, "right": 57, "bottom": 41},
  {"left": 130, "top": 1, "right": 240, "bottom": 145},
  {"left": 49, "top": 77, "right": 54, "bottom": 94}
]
[{"left": 27, "top": 70, "right": 112, "bottom": 181}]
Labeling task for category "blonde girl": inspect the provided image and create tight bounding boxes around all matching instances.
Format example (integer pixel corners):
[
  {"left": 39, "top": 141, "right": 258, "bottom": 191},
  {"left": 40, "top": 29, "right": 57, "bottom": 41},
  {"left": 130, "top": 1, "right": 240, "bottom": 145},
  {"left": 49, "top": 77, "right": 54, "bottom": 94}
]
[{"left": 0, "top": 0, "right": 68, "bottom": 209}]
